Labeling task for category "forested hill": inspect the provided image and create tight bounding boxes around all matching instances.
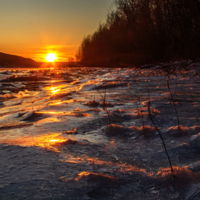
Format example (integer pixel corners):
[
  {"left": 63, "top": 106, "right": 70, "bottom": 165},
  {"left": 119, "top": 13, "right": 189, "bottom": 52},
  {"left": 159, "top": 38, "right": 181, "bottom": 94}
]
[
  {"left": 0, "top": 52, "right": 38, "bottom": 68},
  {"left": 77, "top": 0, "right": 200, "bottom": 67}
]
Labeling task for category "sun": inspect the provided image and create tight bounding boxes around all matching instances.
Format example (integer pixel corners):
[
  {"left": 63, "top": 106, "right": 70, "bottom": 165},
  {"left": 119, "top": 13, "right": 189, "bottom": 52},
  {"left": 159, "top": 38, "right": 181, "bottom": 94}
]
[{"left": 45, "top": 53, "right": 57, "bottom": 62}]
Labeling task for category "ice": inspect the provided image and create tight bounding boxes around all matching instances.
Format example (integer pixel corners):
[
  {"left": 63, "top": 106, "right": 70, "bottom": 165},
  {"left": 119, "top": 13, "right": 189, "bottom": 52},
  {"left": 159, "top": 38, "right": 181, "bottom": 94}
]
[
  {"left": 78, "top": 82, "right": 102, "bottom": 91},
  {"left": 3, "top": 99, "right": 22, "bottom": 106},
  {"left": 11, "top": 83, "right": 25, "bottom": 88},
  {"left": 2, "top": 90, "right": 10, "bottom": 93},
  {"left": 0, "top": 64, "right": 200, "bottom": 199}
]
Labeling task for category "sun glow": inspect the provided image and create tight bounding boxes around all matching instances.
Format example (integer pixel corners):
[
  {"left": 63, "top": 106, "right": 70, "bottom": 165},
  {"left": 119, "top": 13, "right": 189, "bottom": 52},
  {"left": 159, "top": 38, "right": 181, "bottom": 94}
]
[
  {"left": 0, "top": 133, "right": 68, "bottom": 152},
  {"left": 45, "top": 53, "right": 57, "bottom": 62}
]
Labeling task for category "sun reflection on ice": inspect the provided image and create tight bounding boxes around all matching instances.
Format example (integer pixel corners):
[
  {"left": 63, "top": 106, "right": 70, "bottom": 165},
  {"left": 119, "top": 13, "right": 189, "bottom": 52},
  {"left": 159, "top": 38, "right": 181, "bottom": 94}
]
[
  {"left": 35, "top": 111, "right": 90, "bottom": 117},
  {"left": 0, "top": 133, "right": 69, "bottom": 152},
  {"left": 51, "top": 87, "right": 61, "bottom": 94},
  {"left": 61, "top": 154, "right": 148, "bottom": 174}
]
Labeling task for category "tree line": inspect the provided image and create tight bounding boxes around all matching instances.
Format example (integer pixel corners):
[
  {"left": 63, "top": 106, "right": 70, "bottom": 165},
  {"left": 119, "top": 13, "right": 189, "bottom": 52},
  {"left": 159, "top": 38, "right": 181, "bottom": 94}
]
[{"left": 76, "top": 0, "right": 200, "bottom": 67}]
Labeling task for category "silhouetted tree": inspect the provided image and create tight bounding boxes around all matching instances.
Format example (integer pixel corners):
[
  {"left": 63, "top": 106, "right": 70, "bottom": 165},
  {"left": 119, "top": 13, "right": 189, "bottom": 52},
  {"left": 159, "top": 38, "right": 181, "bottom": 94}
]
[{"left": 77, "top": 0, "right": 200, "bottom": 67}]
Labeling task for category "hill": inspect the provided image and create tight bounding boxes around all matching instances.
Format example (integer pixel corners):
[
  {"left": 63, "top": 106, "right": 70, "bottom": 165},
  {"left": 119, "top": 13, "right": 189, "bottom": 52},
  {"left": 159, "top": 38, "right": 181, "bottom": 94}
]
[{"left": 0, "top": 52, "right": 38, "bottom": 68}]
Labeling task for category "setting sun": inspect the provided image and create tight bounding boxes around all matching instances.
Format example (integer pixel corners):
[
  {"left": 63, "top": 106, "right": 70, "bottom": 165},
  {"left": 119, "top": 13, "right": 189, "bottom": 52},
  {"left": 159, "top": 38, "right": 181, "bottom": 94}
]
[{"left": 45, "top": 53, "right": 57, "bottom": 62}]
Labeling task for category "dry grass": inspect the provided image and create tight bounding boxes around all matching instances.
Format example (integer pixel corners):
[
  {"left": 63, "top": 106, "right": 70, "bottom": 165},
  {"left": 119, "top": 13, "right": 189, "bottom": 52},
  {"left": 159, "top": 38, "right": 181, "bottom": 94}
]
[{"left": 157, "top": 166, "right": 199, "bottom": 188}]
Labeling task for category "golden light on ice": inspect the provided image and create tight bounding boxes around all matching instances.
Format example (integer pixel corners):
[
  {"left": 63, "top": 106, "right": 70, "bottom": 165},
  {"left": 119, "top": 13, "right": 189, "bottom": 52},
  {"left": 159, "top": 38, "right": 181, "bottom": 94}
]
[{"left": 45, "top": 53, "right": 57, "bottom": 62}]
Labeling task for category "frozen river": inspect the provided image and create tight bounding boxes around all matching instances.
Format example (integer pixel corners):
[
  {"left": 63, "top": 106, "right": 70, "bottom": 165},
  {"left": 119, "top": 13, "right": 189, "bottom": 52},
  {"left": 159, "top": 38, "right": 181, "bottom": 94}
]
[{"left": 1, "top": 62, "right": 200, "bottom": 199}]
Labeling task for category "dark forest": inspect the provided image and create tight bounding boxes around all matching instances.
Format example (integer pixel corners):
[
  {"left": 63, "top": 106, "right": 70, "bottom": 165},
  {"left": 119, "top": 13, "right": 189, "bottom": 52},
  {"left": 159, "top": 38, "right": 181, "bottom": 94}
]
[{"left": 77, "top": 0, "right": 200, "bottom": 67}]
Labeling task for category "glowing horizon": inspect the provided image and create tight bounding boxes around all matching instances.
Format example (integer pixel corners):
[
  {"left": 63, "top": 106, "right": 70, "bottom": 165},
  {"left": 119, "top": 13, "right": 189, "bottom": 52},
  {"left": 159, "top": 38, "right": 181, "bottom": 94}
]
[{"left": 0, "top": 0, "right": 114, "bottom": 62}]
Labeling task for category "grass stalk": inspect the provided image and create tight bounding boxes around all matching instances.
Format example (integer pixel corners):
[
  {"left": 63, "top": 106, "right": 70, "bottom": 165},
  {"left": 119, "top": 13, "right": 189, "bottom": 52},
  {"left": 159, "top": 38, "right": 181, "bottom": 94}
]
[
  {"left": 166, "top": 78, "right": 180, "bottom": 128},
  {"left": 95, "top": 85, "right": 111, "bottom": 125},
  {"left": 137, "top": 96, "right": 145, "bottom": 133},
  {"left": 147, "top": 89, "right": 175, "bottom": 178}
]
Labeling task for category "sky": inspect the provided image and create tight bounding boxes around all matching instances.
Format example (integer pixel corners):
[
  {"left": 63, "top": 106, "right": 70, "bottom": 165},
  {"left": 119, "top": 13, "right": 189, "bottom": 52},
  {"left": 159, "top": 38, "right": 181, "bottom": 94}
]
[{"left": 0, "top": 0, "right": 114, "bottom": 62}]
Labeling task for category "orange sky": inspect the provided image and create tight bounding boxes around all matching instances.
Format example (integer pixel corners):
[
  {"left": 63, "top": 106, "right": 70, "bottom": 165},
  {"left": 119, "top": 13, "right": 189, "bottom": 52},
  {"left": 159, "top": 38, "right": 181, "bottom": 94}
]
[{"left": 0, "top": 0, "right": 113, "bottom": 62}]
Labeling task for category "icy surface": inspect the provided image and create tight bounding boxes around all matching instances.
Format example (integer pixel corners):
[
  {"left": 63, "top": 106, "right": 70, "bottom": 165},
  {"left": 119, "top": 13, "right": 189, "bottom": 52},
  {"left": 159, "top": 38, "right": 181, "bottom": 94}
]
[{"left": 1, "top": 64, "right": 200, "bottom": 199}]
